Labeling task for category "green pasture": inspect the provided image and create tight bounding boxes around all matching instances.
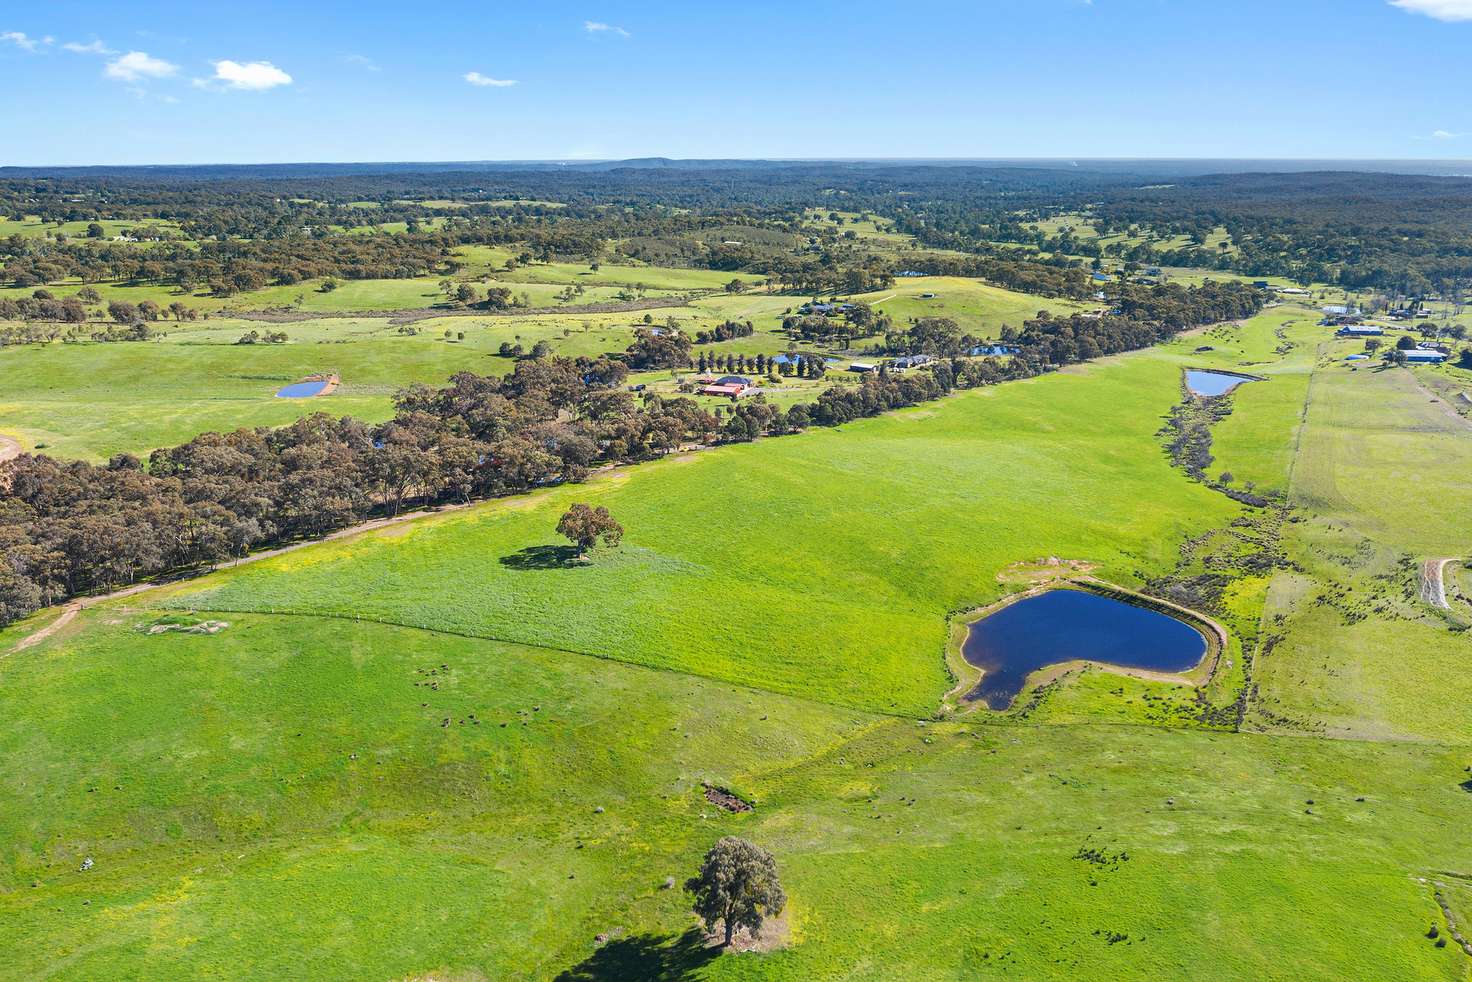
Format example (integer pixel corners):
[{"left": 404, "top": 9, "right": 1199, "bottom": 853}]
[
  {"left": 0, "top": 273, "right": 1103, "bottom": 459},
  {"left": 0, "top": 314, "right": 664, "bottom": 459},
  {"left": 168, "top": 330, "right": 1242, "bottom": 716},
  {"left": 453, "top": 246, "right": 769, "bottom": 292},
  {"left": 851, "top": 276, "right": 1094, "bottom": 335},
  {"left": 5, "top": 301, "right": 1472, "bottom": 978},
  {"left": 2, "top": 579, "right": 1468, "bottom": 979},
  {"left": 0, "top": 216, "right": 185, "bottom": 241},
  {"left": 1027, "top": 213, "right": 1237, "bottom": 256},
  {"left": 1238, "top": 350, "right": 1472, "bottom": 744},
  {"left": 0, "top": 257, "right": 747, "bottom": 320}
]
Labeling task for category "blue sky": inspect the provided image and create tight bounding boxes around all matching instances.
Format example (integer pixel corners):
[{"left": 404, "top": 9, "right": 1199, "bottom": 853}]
[{"left": 3, "top": 0, "right": 1472, "bottom": 165}]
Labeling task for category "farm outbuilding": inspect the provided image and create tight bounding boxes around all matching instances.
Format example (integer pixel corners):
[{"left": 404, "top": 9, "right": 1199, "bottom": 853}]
[
  {"left": 1402, "top": 350, "right": 1448, "bottom": 363},
  {"left": 700, "top": 383, "right": 750, "bottom": 398}
]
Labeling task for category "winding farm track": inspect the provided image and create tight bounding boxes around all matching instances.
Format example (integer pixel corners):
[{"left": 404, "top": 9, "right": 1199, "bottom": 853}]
[
  {"left": 1421, "top": 558, "right": 1455, "bottom": 611},
  {"left": 0, "top": 436, "right": 20, "bottom": 464},
  {"left": 2, "top": 446, "right": 712, "bottom": 655},
  {"left": 1406, "top": 372, "right": 1472, "bottom": 433},
  {"left": 1402, "top": 374, "right": 1468, "bottom": 612},
  {"left": 2, "top": 503, "right": 482, "bottom": 654}
]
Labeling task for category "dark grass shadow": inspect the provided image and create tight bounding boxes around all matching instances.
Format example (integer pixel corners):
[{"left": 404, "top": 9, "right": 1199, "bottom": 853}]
[
  {"left": 554, "top": 928, "right": 720, "bottom": 981},
  {"left": 499, "top": 544, "right": 582, "bottom": 571}
]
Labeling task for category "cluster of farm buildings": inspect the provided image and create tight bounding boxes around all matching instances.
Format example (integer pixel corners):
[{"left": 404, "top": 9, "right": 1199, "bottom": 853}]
[{"left": 1330, "top": 315, "right": 1454, "bottom": 364}]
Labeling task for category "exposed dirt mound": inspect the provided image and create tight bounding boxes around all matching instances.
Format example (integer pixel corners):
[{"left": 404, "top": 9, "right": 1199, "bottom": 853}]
[
  {"left": 703, "top": 784, "right": 753, "bottom": 813},
  {"left": 145, "top": 617, "right": 229, "bottom": 636}
]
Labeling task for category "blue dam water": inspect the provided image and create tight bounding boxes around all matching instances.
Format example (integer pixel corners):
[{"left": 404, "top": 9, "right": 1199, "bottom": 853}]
[
  {"left": 1185, "top": 369, "right": 1257, "bottom": 398},
  {"left": 963, "top": 589, "right": 1208, "bottom": 710},
  {"left": 275, "top": 379, "right": 331, "bottom": 398}
]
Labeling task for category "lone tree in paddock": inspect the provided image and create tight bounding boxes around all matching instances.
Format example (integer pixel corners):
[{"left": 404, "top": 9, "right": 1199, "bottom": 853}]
[
  {"left": 556, "top": 503, "right": 623, "bottom": 560},
  {"left": 686, "top": 837, "right": 786, "bottom": 948}
]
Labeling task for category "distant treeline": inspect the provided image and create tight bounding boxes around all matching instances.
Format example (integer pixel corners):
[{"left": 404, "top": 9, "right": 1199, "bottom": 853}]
[
  {"left": 11, "top": 163, "right": 1472, "bottom": 296},
  {"left": 0, "top": 282, "right": 1263, "bottom": 628},
  {"left": 896, "top": 170, "right": 1472, "bottom": 297}
]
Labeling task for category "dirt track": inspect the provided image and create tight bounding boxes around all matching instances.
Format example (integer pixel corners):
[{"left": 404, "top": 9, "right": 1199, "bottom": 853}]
[
  {"left": 1421, "top": 558, "right": 1454, "bottom": 610},
  {"left": 1406, "top": 373, "right": 1472, "bottom": 433},
  {"left": 0, "top": 436, "right": 20, "bottom": 464},
  {"left": 3, "top": 502, "right": 482, "bottom": 653},
  {"left": 2, "top": 446, "right": 710, "bottom": 654},
  {"left": 232, "top": 295, "right": 692, "bottom": 325}
]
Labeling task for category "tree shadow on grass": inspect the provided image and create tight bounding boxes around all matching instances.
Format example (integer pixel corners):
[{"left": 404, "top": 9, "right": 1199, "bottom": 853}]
[
  {"left": 554, "top": 928, "right": 720, "bottom": 982},
  {"left": 499, "top": 544, "right": 583, "bottom": 571}
]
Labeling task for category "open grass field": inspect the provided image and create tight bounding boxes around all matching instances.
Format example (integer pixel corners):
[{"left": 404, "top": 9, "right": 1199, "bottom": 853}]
[
  {"left": 5, "top": 301, "right": 1472, "bottom": 979},
  {"left": 0, "top": 272, "right": 685, "bottom": 319},
  {"left": 1027, "top": 213, "right": 1237, "bottom": 256},
  {"left": 0, "top": 216, "right": 186, "bottom": 241},
  {"left": 0, "top": 273, "right": 1098, "bottom": 460},
  {"left": 2, "top": 607, "right": 1468, "bottom": 980},
  {"left": 0, "top": 298, "right": 867, "bottom": 460},
  {"left": 0, "top": 317, "right": 602, "bottom": 459},
  {"left": 1235, "top": 334, "right": 1472, "bottom": 744},
  {"left": 0, "top": 252, "right": 754, "bottom": 322},
  {"left": 852, "top": 276, "right": 1095, "bottom": 335},
  {"left": 163, "top": 332, "right": 1242, "bottom": 717}
]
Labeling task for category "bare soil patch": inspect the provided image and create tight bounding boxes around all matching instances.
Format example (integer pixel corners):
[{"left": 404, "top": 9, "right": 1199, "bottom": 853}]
[
  {"left": 703, "top": 910, "right": 789, "bottom": 954},
  {"left": 702, "top": 783, "right": 753, "bottom": 813}
]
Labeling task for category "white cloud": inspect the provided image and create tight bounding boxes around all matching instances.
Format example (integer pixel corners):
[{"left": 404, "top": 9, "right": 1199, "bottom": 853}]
[
  {"left": 63, "top": 40, "right": 116, "bottom": 55},
  {"left": 1390, "top": 0, "right": 1472, "bottom": 21},
  {"left": 1, "top": 31, "right": 49, "bottom": 51},
  {"left": 1432, "top": 129, "right": 1464, "bottom": 139},
  {"left": 464, "top": 71, "right": 517, "bottom": 87},
  {"left": 583, "top": 20, "right": 631, "bottom": 37},
  {"left": 104, "top": 50, "right": 179, "bottom": 82},
  {"left": 343, "top": 53, "right": 379, "bottom": 71},
  {"left": 210, "top": 59, "right": 293, "bottom": 90}
]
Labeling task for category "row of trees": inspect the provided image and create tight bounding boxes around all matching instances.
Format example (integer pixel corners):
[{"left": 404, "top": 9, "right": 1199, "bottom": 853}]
[
  {"left": 875, "top": 281, "right": 1264, "bottom": 359},
  {"left": 0, "top": 291, "right": 200, "bottom": 326},
  {"left": 0, "top": 287, "right": 1259, "bottom": 627}
]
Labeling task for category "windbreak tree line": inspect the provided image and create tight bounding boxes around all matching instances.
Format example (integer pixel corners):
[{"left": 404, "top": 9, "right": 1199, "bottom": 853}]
[{"left": 0, "top": 281, "right": 1262, "bottom": 629}]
